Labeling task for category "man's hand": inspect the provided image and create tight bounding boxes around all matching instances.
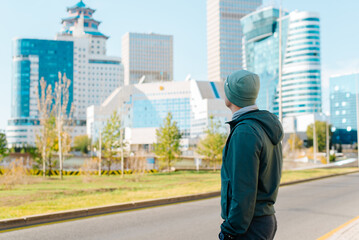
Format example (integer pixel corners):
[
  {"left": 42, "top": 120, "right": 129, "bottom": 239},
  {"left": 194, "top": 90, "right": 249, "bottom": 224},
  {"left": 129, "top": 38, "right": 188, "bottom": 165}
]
[{"left": 218, "top": 231, "right": 236, "bottom": 240}]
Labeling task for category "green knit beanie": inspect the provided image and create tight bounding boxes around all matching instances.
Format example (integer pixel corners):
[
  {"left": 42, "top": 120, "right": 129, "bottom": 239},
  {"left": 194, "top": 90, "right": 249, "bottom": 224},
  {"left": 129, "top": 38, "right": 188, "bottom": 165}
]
[{"left": 224, "top": 70, "right": 260, "bottom": 108}]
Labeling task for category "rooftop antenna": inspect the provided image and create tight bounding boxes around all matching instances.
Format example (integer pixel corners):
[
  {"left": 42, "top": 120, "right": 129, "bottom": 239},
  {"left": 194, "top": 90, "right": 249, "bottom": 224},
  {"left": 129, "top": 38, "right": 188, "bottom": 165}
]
[
  {"left": 139, "top": 75, "right": 146, "bottom": 84},
  {"left": 185, "top": 74, "right": 192, "bottom": 82}
]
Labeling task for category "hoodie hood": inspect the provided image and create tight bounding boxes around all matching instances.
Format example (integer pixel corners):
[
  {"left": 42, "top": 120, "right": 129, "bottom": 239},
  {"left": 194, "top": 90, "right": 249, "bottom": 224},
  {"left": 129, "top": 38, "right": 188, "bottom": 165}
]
[{"left": 228, "top": 110, "right": 283, "bottom": 145}]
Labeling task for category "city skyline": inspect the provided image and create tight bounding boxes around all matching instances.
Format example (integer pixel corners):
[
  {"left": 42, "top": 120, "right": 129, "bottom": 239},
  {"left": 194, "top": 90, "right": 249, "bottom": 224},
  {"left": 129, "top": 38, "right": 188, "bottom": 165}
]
[
  {"left": 6, "top": 1, "right": 125, "bottom": 147},
  {"left": 1, "top": 0, "right": 359, "bottom": 130}
]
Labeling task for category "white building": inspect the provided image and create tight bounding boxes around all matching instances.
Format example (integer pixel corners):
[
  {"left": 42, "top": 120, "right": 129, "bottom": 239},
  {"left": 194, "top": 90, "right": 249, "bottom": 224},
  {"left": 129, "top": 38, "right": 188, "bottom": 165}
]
[
  {"left": 87, "top": 80, "right": 231, "bottom": 152},
  {"left": 122, "top": 32, "right": 173, "bottom": 85},
  {"left": 56, "top": 1, "right": 124, "bottom": 121},
  {"left": 207, "top": 0, "right": 262, "bottom": 82}
]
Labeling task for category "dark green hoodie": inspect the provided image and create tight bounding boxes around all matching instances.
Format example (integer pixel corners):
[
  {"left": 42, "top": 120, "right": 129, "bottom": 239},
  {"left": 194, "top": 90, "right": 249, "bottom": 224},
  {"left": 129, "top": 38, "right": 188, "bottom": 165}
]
[{"left": 220, "top": 110, "right": 283, "bottom": 236}]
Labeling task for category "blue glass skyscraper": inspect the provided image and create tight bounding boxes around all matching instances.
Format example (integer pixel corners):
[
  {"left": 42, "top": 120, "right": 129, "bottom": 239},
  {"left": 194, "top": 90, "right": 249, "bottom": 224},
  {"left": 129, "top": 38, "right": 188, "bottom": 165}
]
[
  {"left": 241, "top": 7, "right": 322, "bottom": 117},
  {"left": 7, "top": 39, "right": 73, "bottom": 146},
  {"left": 11, "top": 39, "right": 73, "bottom": 119},
  {"left": 330, "top": 73, "right": 359, "bottom": 144}
]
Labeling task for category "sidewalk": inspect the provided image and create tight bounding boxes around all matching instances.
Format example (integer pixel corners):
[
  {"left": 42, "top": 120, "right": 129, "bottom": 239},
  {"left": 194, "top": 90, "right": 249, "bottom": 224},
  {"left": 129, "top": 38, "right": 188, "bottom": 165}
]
[{"left": 319, "top": 216, "right": 359, "bottom": 240}]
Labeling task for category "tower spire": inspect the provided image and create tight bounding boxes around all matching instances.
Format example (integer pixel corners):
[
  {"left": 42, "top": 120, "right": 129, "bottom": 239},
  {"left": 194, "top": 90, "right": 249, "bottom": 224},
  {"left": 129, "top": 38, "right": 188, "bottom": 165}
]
[{"left": 73, "top": 12, "right": 85, "bottom": 37}]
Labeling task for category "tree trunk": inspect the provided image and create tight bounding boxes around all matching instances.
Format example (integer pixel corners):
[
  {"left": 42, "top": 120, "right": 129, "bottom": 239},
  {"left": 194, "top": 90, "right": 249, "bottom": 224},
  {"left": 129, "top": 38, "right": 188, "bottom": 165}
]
[
  {"left": 48, "top": 157, "right": 52, "bottom": 176},
  {"left": 167, "top": 158, "right": 170, "bottom": 173},
  {"left": 42, "top": 147, "right": 46, "bottom": 177},
  {"left": 107, "top": 160, "right": 111, "bottom": 176}
]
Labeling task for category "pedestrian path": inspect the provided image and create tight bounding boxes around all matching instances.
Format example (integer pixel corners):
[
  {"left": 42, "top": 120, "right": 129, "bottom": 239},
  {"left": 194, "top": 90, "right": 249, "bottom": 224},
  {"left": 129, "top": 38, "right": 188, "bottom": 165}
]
[{"left": 318, "top": 215, "right": 359, "bottom": 240}]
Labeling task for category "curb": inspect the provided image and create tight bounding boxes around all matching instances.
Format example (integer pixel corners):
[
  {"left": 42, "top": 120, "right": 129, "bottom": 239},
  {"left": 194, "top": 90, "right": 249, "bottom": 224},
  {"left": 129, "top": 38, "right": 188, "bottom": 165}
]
[
  {"left": 1, "top": 169, "right": 358, "bottom": 231},
  {"left": 0, "top": 191, "right": 220, "bottom": 231},
  {"left": 279, "top": 169, "right": 359, "bottom": 186}
]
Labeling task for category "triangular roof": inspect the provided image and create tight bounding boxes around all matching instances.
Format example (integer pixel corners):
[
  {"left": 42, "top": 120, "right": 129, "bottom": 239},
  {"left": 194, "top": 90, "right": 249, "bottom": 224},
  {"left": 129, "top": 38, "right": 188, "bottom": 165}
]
[{"left": 67, "top": 0, "right": 95, "bottom": 12}]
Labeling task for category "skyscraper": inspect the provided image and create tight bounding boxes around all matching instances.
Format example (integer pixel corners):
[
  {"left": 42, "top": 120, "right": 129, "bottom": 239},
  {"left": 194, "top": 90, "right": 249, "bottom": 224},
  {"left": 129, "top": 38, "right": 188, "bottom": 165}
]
[
  {"left": 57, "top": 0, "right": 124, "bottom": 120},
  {"left": 241, "top": 7, "right": 322, "bottom": 117},
  {"left": 7, "top": 1, "right": 124, "bottom": 147},
  {"left": 7, "top": 39, "right": 74, "bottom": 147},
  {"left": 330, "top": 73, "right": 359, "bottom": 144},
  {"left": 122, "top": 32, "right": 173, "bottom": 85},
  {"left": 207, "top": 0, "right": 262, "bottom": 82}
]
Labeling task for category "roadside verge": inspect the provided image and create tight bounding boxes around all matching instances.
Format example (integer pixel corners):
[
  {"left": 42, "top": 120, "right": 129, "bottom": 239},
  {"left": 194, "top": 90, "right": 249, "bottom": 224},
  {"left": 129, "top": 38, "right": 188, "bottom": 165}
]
[{"left": 1, "top": 169, "right": 358, "bottom": 231}]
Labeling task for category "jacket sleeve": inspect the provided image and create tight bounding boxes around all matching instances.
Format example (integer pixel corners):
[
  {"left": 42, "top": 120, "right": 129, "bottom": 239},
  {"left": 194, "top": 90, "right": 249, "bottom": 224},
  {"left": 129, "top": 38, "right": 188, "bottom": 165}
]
[{"left": 221, "top": 128, "right": 261, "bottom": 236}]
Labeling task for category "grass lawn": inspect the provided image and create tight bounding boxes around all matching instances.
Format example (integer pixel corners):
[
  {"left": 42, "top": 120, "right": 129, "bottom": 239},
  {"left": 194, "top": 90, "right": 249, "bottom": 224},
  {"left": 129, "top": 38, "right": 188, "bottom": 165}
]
[{"left": 0, "top": 168, "right": 357, "bottom": 220}]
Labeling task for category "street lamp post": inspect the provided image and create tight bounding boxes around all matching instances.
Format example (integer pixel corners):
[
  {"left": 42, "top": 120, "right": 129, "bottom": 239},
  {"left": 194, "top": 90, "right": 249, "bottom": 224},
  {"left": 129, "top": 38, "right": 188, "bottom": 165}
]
[
  {"left": 278, "top": 1, "right": 283, "bottom": 123},
  {"left": 356, "top": 75, "right": 359, "bottom": 168},
  {"left": 326, "top": 120, "right": 330, "bottom": 164},
  {"left": 98, "top": 131, "right": 102, "bottom": 176},
  {"left": 120, "top": 128, "right": 124, "bottom": 178},
  {"left": 313, "top": 115, "right": 317, "bottom": 163}
]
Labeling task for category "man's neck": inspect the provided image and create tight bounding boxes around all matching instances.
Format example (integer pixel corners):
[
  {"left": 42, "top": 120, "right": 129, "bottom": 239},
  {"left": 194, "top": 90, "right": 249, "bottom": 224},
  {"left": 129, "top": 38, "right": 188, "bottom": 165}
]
[
  {"left": 231, "top": 105, "right": 259, "bottom": 120},
  {"left": 229, "top": 105, "right": 241, "bottom": 114}
]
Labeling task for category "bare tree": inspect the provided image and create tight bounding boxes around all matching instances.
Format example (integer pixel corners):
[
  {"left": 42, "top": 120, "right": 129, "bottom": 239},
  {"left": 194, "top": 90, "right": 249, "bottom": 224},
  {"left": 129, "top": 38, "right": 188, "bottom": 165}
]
[
  {"left": 35, "top": 77, "right": 54, "bottom": 177},
  {"left": 128, "top": 151, "right": 147, "bottom": 179},
  {"left": 54, "top": 72, "right": 74, "bottom": 180}
]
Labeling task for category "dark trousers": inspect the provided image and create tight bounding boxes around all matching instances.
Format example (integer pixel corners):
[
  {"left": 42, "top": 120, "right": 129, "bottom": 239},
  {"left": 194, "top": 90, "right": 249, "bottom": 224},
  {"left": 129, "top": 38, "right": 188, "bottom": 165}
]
[{"left": 221, "top": 215, "right": 277, "bottom": 240}]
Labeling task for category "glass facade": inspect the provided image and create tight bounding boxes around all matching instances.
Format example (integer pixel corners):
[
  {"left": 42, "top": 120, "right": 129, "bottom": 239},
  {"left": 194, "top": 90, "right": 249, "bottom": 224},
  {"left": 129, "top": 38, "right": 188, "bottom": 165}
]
[
  {"left": 241, "top": 7, "right": 322, "bottom": 117},
  {"left": 207, "top": 0, "right": 262, "bottom": 82},
  {"left": 241, "top": 8, "right": 285, "bottom": 113},
  {"left": 330, "top": 73, "right": 359, "bottom": 144},
  {"left": 12, "top": 39, "right": 73, "bottom": 121},
  {"left": 122, "top": 33, "right": 173, "bottom": 85},
  {"left": 132, "top": 98, "right": 191, "bottom": 137}
]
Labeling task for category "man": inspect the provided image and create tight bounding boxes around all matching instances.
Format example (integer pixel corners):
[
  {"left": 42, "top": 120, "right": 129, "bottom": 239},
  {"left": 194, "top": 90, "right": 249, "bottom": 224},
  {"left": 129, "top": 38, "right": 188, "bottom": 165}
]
[{"left": 219, "top": 70, "right": 283, "bottom": 240}]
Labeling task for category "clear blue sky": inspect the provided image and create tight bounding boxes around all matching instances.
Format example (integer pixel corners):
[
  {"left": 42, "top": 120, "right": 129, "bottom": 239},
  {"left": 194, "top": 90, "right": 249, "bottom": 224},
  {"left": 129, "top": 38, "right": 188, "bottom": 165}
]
[{"left": 1, "top": 0, "right": 358, "bottom": 130}]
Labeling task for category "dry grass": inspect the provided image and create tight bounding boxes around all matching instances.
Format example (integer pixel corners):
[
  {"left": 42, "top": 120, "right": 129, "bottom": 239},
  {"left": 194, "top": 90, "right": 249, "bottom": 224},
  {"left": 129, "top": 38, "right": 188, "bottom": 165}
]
[
  {"left": 0, "top": 168, "right": 357, "bottom": 219},
  {"left": 79, "top": 158, "right": 99, "bottom": 183},
  {"left": 0, "top": 159, "right": 36, "bottom": 190},
  {"left": 0, "top": 171, "right": 220, "bottom": 219}
]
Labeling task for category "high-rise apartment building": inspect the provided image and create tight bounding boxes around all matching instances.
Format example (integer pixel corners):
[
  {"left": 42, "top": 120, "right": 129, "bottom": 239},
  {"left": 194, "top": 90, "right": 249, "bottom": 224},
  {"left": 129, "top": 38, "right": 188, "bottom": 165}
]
[
  {"left": 330, "top": 73, "right": 359, "bottom": 144},
  {"left": 241, "top": 7, "right": 322, "bottom": 117},
  {"left": 7, "top": 1, "right": 124, "bottom": 147},
  {"left": 207, "top": 0, "right": 262, "bottom": 82},
  {"left": 56, "top": 0, "right": 124, "bottom": 120},
  {"left": 122, "top": 33, "right": 173, "bottom": 85}
]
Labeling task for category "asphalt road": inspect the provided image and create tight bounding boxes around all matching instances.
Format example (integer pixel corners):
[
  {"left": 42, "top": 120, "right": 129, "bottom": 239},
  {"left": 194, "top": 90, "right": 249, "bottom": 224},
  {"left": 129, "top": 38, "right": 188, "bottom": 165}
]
[{"left": 1, "top": 172, "right": 359, "bottom": 240}]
